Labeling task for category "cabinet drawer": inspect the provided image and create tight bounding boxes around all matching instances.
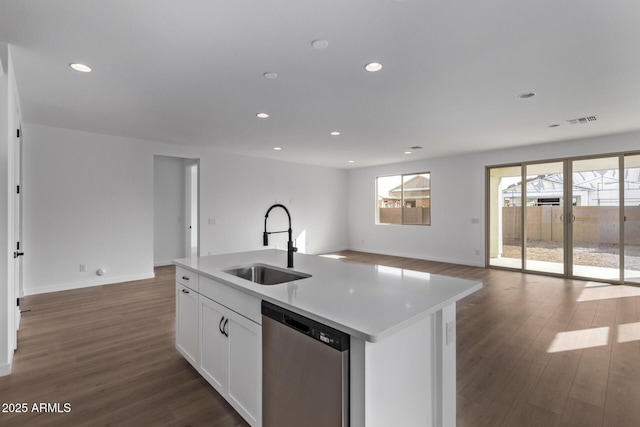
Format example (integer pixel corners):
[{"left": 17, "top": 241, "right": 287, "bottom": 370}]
[
  {"left": 176, "top": 267, "right": 199, "bottom": 292},
  {"left": 200, "top": 276, "right": 261, "bottom": 324}
]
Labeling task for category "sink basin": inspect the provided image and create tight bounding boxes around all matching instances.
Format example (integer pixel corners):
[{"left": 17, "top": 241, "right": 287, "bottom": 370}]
[{"left": 223, "top": 263, "right": 311, "bottom": 285}]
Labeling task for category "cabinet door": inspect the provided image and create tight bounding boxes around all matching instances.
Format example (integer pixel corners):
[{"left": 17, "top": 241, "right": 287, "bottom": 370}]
[
  {"left": 227, "top": 311, "right": 261, "bottom": 426},
  {"left": 176, "top": 284, "right": 199, "bottom": 367},
  {"left": 199, "top": 296, "right": 229, "bottom": 393}
]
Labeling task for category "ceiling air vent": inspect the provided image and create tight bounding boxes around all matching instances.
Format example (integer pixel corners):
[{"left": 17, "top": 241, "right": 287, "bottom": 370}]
[
  {"left": 567, "top": 115, "right": 598, "bottom": 125},
  {"left": 409, "top": 146, "right": 423, "bottom": 150}
]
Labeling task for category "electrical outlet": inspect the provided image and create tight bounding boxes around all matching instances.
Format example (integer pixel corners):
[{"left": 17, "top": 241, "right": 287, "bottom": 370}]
[
  {"left": 446, "top": 321, "right": 454, "bottom": 345},
  {"left": 475, "top": 249, "right": 480, "bottom": 256},
  {"left": 79, "top": 264, "right": 86, "bottom": 272}
]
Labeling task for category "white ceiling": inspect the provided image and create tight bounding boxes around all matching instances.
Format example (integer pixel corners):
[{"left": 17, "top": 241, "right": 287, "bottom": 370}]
[{"left": 2, "top": 0, "right": 640, "bottom": 169}]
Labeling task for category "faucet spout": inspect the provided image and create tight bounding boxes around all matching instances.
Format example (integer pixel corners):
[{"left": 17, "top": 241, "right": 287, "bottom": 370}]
[{"left": 263, "top": 204, "right": 297, "bottom": 268}]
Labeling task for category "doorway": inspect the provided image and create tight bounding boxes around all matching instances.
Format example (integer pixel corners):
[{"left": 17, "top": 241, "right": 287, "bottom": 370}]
[
  {"left": 488, "top": 152, "right": 640, "bottom": 284},
  {"left": 186, "top": 162, "right": 198, "bottom": 257},
  {"left": 153, "top": 156, "right": 199, "bottom": 266}
]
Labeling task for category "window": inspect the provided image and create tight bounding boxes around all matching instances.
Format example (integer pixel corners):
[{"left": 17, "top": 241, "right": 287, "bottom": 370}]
[{"left": 377, "top": 172, "right": 431, "bottom": 225}]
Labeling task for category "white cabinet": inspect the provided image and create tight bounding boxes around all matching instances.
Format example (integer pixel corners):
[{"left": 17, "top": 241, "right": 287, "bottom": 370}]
[
  {"left": 176, "top": 283, "right": 199, "bottom": 367},
  {"left": 200, "top": 294, "right": 261, "bottom": 426},
  {"left": 175, "top": 268, "right": 261, "bottom": 427},
  {"left": 199, "top": 296, "right": 228, "bottom": 389},
  {"left": 227, "top": 311, "right": 261, "bottom": 424}
]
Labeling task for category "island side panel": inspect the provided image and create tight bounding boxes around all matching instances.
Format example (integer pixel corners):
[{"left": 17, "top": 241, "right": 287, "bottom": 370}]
[
  {"left": 350, "top": 337, "right": 366, "bottom": 427},
  {"left": 353, "top": 315, "right": 434, "bottom": 427},
  {"left": 434, "top": 303, "right": 456, "bottom": 427}
]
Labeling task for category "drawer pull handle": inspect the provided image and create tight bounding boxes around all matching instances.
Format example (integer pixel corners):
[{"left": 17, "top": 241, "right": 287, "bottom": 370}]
[
  {"left": 182, "top": 276, "right": 190, "bottom": 281},
  {"left": 181, "top": 289, "right": 189, "bottom": 294}
]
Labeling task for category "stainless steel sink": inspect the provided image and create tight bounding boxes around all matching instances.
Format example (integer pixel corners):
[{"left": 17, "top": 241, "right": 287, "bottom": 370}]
[{"left": 223, "top": 263, "right": 311, "bottom": 285}]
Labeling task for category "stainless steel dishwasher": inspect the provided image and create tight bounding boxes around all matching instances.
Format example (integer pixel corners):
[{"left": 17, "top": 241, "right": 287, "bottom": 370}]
[{"left": 262, "top": 300, "right": 350, "bottom": 427}]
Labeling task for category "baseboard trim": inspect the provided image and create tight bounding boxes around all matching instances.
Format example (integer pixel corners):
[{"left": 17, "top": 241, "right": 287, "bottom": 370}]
[
  {"left": 0, "top": 360, "right": 12, "bottom": 377},
  {"left": 154, "top": 260, "right": 176, "bottom": 267},
  {"left": 346, "top": 247, "right": 484, "bottom": 268},
  {"left": 310, "top": 247, "right": 350, "bottom": 256},
  {"left": 23, "top": 272, "right": 156, "bottom": 296}
]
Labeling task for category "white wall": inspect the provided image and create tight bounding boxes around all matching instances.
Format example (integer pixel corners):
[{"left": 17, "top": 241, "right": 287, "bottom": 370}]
[
  {"left": 348, "top": 131, "right": 640, "bottom": 266},
  {"left": 153, "top": 155, "right": 186, "bottom": 265},
  {"left": 197, "top": 152, "right": 348, "bottom": 257},
  {"left": 23, "top": 124, "right": 349, "bottom": 295},
  {"left": 24, "top": 125, "right": 156, "bottom": 294}
]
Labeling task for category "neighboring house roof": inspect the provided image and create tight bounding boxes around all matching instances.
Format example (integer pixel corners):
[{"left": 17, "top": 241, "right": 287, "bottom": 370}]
[{"left": 388, "top": 175, "right": 431, "bottom": 199}]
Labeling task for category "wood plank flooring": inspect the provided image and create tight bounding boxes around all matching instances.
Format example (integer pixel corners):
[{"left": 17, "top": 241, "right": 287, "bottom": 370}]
[
  {"left": 334, "top": 251, "right": 640, "bottom": 427},
  {"left": 1, "top": 252, "right": 640, "bottom": 426},
  {"left": 0, "top": 266, "right": 247, "bottom": 427}
]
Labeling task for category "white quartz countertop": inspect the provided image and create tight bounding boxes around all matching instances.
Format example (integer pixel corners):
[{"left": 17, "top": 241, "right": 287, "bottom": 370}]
[{"left": 173, "top": 249, "right": 482, "bottom": 342}]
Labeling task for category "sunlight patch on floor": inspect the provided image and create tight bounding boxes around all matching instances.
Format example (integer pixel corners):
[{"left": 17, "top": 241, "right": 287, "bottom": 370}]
[
  {"left": 319, "top": 254, "right": 346, "bottom": 259},
  {"left": 618, "top": 322, "right": 640, "bottom": 344},
  {"left": 547, "top": 327, "right": 610, "bottom": 353},
  {"left": 577, "top": 283, "right": 640, "bottom": 302}
]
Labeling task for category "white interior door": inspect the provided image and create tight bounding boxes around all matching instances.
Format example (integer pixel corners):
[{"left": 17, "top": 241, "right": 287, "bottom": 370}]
[
  {"left": 186, "top": 162, "right": 199, "bottom": 257},
  {"left": 12, "top": 123, "right": 23, "bottom": 350}
]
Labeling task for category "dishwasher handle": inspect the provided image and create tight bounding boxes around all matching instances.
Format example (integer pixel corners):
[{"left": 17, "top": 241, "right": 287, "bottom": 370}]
[{"left": 284, "top": 316, "right": 310, "bottom": 334}]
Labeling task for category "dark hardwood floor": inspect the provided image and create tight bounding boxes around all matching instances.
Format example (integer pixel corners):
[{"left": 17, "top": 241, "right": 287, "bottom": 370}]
[
  {"left": 1, "top": 252, "right": 640, "bottom": 426},
  {"left": 334, "top": 251, "right": 640, "bottom": 427},
  {"left": 0, "top": 266, "right": 247, "bottom": 427}
]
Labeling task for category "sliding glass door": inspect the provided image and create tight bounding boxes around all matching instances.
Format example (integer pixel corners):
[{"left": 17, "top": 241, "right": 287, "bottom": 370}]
[
  {"left": 488, "top": 152, "right": 640, "bottom": 284},
  {"left": 488, "top": 166, "right": 522, "bottom": 269},
  {"left": 524, "top": 162, "right": 565, "bottom": 275},
  {"left": 624, "top": 154, "right": 640, "bottom": 284},
  {"left": 570, "top": 157, "right": 620, "bottom": 281}
]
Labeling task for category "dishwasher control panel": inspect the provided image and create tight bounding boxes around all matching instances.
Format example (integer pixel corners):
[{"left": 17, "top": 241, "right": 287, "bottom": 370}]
[{"left": 262, "top": 300, "right": 350, "bottom": 351}]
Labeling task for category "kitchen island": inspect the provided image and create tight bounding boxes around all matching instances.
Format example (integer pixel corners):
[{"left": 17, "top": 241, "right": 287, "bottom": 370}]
[{"left": 174, "top": 249, "right": 481, "bottom": 427}]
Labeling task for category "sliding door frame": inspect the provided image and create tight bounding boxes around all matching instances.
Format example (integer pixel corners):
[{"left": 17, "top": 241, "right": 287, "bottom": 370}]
[{"left": 486, "top": 149, "right": 640, "bottom": 285}]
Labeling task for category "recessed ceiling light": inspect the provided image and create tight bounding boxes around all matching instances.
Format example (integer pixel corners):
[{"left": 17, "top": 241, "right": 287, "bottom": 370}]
[
  {"left": 404, "top": 151, "right": 412, "bottom": 155},
  {"left": 263, "top": 72, "right": 278, "bottom": 79},
  {"left": 69, "top": 63, "right": 92, "bottom": 73},
  {"left": 330, "top": 131, "right": 341, "bottom": 136},
  {"left": 256, "top": 113, "right": 270, "bottom": 119},
  {"left": 518, "top": 92, "right": 536, "bottom": 99},
  {"left": 348, "top": 160, "right": 355, "bottom": 163},
  {"left": 365, "top": 62, "right": 383, "bottom": 72},
  {"left": 273, "top": 147, "right": 282, "bottom": 151},
  {"left": 311, "top": 39, "right": 329, "bottom": 50}
]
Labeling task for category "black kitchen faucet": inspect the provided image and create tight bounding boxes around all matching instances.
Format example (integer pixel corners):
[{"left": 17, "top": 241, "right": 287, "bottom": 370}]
[{"left": 263, "top": 204, "right": 297, "bottom": 268}]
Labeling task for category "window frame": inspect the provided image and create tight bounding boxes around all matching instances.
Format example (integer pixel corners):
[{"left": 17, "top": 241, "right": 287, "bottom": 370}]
[{"left": 376, "top": 171, "right": 431, "bottom": 226}]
